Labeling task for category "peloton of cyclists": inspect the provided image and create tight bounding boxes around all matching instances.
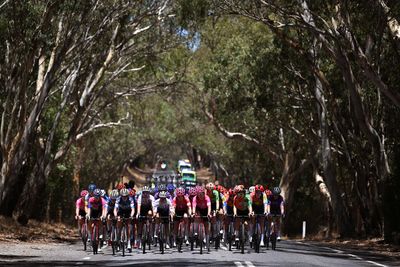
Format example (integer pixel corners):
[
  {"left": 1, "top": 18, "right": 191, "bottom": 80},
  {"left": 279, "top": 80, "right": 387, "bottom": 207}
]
[{"left": 75, "top": 179, "right": 285, "bottom": 253}]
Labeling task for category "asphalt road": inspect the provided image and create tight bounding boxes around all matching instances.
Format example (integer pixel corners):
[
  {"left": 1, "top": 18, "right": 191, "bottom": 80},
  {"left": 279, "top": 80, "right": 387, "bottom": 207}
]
[{"left": 0, "top": 239, "right": 398, "bottom": 267}]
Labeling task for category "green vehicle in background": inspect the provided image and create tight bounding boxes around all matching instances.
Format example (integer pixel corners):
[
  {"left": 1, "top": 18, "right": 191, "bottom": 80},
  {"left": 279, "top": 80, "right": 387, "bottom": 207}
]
[{"left": 180, "top": 170, "right": 197, "bottom": 189}]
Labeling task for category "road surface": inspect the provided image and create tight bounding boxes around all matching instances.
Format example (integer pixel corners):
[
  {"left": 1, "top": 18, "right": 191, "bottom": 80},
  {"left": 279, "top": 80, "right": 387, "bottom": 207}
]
[{"left": 0, "top": 239, "right": 398, "bottom": 266}]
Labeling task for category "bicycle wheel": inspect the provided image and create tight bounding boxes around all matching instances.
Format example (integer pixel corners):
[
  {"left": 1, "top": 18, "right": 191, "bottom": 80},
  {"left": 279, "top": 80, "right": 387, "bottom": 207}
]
[
  {"left": 142, "top": 223, "right": 147, "bottom": 254},
  {"left": 92, "top": 224, "right": 98, "bottom": 255},
  {"left": 111, "top": 225, "right": 116, "bottom": 255},
  {"left": 81, "top": 223, "right": 88, "bottom": 251},
  {"left": 254, "top": 223, "right": 260, "bottom": 253},
  {"left": 178, "top": 221, "right": 184, "bottom": 253},
  {"left": 240, "top": 223, "right": 245, "bottom": 254},
  {"left": 214, "top": 221, "right": 220, "bottom": 250},
  {"left": 121, "top": 225, "right": 127, "bottom": 257},
  {"left": 228, "top": 223, "right": 233, "bottom": 251},
  {"left": 160, "top": 223, "right": 164, "bottom": 254},
  {"left": 199, "top": 223, "right": 204, "bottom": 255}
]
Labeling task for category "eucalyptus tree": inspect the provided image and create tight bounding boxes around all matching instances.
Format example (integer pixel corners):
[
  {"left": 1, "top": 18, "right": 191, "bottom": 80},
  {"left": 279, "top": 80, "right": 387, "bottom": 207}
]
[{"left": 0, "top": 0, "right": 179, "bottom": 224}]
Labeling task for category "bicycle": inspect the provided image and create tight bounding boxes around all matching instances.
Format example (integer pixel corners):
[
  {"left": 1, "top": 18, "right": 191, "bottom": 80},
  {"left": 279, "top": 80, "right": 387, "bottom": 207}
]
[
  {"left": 252, "top": 214, "right": 264, "bottom": 253},
  {"left": 118, "top": 217, "right": 132, "bottom": 256},
  {"left": 110, "top": 218, "right": 118, "bottom": 255},
  {"left": 211, "top": 212, "right": 223, "bottom": 250},
  {"left": 193, "top": 215, "right": 209, "bottom": 254},
  {"left": 175, "top": 215, "right": 186, "bottom": 253},
  {"left": 157, "top": 216, "right": 170, "bottom": 254},
  {"left": 235, "top": 215, "right": 249, "bottom": 254},
  {"left": 224, "top": 215, "right": 234, "bottom": 251},
  {"left": 89, "top": 218, "right": 102, "bottom": 255},
  {"left": 138, "top": 215, "right": 153, "bottom": 254},
  {"left": 266, "top": 214, "right": 281, "bottom": 250},
  {"left": 78, "top": 216, "right": 88, "bottom": 251}
]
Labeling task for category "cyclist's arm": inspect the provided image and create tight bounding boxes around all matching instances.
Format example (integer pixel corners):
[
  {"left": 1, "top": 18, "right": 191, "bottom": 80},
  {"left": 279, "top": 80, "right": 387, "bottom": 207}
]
[
  {"left": 192, "top": 197, "right": 197, "bottom": 215},
  {"left": 233, "top": 205, "right": 237, "bottom": 216},
  {"left": 130, "top": 199, "right": 135, "bottom": 217},
  {"left": 280, "top": 199, "right": 285, "bottom": 215},
  {"left": 215, "top": 191, "right": 220, "bottom": 210}
]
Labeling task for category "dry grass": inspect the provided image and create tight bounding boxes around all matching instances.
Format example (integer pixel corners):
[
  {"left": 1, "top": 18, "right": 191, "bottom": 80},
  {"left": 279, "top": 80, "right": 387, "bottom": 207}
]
[{"left": 0, "top": 216, "right": 78, "bottom": 243}]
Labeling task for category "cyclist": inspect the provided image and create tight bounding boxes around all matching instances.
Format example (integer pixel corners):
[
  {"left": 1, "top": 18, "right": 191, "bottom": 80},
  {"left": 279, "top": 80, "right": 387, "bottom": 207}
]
[
  {"left": 223, "top": 188, "right": 235, "bottom": 244},
  {"left": 167, "top": 184, "right": 175, "bottom": 199},
  {"left": 85, "top": 183, "right": 97, "bottom": 209},
  {"left": 172, "top": 187, "right": 192, "bottom": 245},
  {"left": 233, "top": 185, "right": 252, "bottom": 242},
  {"left": 155, "top": 184, "right": 172, "bottom": 200},
  {"left": 105, "top": 189, "right": 119, "bottom": 244},
  {"left": 267, "top": 187, "right": 285, "bottom": 241},
  {"left": 153, "top": 191, "right": 173, "bottom": 248},
  {"left": 75, "top": 190, "right": 88, "bottom": 236},
  {"left": 192, "top": 186, "right": 211, "bottom": 248},
  {"left": 87, "top": 188, "right": 107, "bottom": 241},
  {"left": 188, "top": 187, "right": 197, "bottom": 206},
  {"left": 136, "top": 186, "right": 155, "bottom": 249},
  {"left": 250, "top": 184, "right": 268, "bottom": 246},
  {"left": 206, "top": 182, "right": 220, "bottom": 241},
  {"left": 114, "top": 188, "right": 135, "bottom": 250}
]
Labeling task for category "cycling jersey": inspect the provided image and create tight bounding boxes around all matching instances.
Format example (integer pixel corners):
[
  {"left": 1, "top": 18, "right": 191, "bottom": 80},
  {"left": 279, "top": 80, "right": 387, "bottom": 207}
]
[
  {"left": 223, "top": 195, "right": 234, "bottom": 215},
  {"left": 192, "top": 195, "right": 211, "bottom": 210},
  {"left": 233, "top": 195, "right": 251, "bottom": 211},
  {"left": 268, "top": 195, "right": 284, "bottom": 215},
  {"left": 153, "top": 198, "right": 173, "bottom": 216},
  {"left": 76, "top": 198, "right": 86, "bottom": 217},
  {"left": 115, "top": 196, "right": 135, "bottom": 211},
  {"left": 250, "top": 191, "right": 267, "bottom": 214},
  {"left": 172, "top": 196, "right": 191, "bottom": 211},
  {"left": 137, "top": 193, "right": 155, "bottom": 216},
  {"left": 88, "top": 197, "right": 106, "bottom": 218},
  {"left": 207, "top": 189, "right": 220, "bottom": 211},
  {"left": 106, "top": 199, "right": 117, "bottom": 215},
  {"left": 76, "top": 198, "right": 85, "bottom": 211}
]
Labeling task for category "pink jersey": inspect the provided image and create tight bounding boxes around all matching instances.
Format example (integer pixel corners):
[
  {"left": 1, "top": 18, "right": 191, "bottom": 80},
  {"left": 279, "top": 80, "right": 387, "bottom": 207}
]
[
  {"left": 192, "top": 195, "right": 211, "bottom": 210},
  {"left": 76, "top": 198, "right": 85, "bottom": 210},
  {"left": 172, "top": 196, "right": 191, "bottom": 211},
  {"left": 88, "top": 197, "right": 107, "bottom": 210}
]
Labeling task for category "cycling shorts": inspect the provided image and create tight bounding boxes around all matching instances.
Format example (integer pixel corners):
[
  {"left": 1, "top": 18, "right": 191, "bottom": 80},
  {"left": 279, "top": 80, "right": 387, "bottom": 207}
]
[{"left": 117, "top": 209, "right": 131, "bottom": 218}]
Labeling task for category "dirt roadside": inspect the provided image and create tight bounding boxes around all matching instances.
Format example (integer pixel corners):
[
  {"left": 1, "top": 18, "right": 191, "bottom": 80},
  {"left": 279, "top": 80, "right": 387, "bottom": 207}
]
[{"left": 0, "top": 216, "right": 78, "bottom": 243}]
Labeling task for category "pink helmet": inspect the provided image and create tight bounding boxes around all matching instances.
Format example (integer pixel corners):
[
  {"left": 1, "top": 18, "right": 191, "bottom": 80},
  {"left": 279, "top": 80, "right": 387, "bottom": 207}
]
[
  {"left": 80, "top": 190, "right": 89, "bottom": 197},
  {"left": 196, "top": 186, "right": 205, "bottom": 195},
  {"left": 189, "top": 187, "right": 197, "bottom": 196},
  {"left": 175, "top": 187, "right": 185, "bottom": 197}
]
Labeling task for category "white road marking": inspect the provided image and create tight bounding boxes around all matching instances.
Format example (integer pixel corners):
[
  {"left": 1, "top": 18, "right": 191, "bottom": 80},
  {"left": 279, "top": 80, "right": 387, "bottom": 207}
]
[
  {"left": 296, "top": 241, "right": 389, "bottom": 267},
  {"left": 234, "top": 262, "right": 245, "bottom": 267},
  {"left": 365, "top": 260, "right": 389, "bottom": 267},
  {"left": 82, "top": 257, "right": 91, "bottom": 260},
  {"left": 220, "top": 245, "right": 228, "bottom": 250},
  {"left": 245, "top": 261, "right": 255, "bottom": 267}
]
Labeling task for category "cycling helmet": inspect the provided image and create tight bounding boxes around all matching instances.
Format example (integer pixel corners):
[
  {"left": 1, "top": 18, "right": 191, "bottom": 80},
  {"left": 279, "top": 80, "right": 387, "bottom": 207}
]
[
  {"left": 228, "top": 188, "right": 235, "bottom": 196},
  {"left": 265, "top": 189, "right": 272, "bottom": 196},
  {"left": 234, "top": 185, "right": 245, "bottom": 194},
  {"left": 88, "top": 183, "right": 96, "bottom": 193},
  {"left": 158, "top": 184, "right": 167, "bottom": 191},
  {"left": 249, "top": 186, "right": 255, "bottom": 193},
  {"left": 120, "top": 188, "right": 129, "bottom": 197},
  {"left": 196, "top": 186, "right": 205, "bottom": 195},
  {"left": 93, "top": 188, "right": 101, "bottom": 197},
  {"left": 110, "top": 189, "right": 119, "bottom": 200},
  {"left": 129, "top": 188, "right": 136, "bottom": 196},
  {"left": 159, "top": 191, "right": 167, "bottom": 198},
  {"left": 206, "top": 182, "right": 215, "bottom": 191},
  {"left": 100, "top": 189, "right": 106, "bottom": 197},
  {"left": 142, "top": 186, "right": 150, "bottom": 193},
  {"left": 175, "top": 187, "right": 185, "bottom": 197},
  {"left": 189, "top": 187, "right": 197, "bottom": 196},
  {"left": 272, "top": 187, "right": 281, "bottom": 195},
  {"left": 116, "top": 183, "right": 125, "bottom": 190},
  {"left": 80, "top": 190, "right": 89, "bottom": 197},
  {"left": 167, "top": 184, "right": 175, "bottom": 191},
  {"left": 254, "top": 184, "right": 264, "bottom": 192}
]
